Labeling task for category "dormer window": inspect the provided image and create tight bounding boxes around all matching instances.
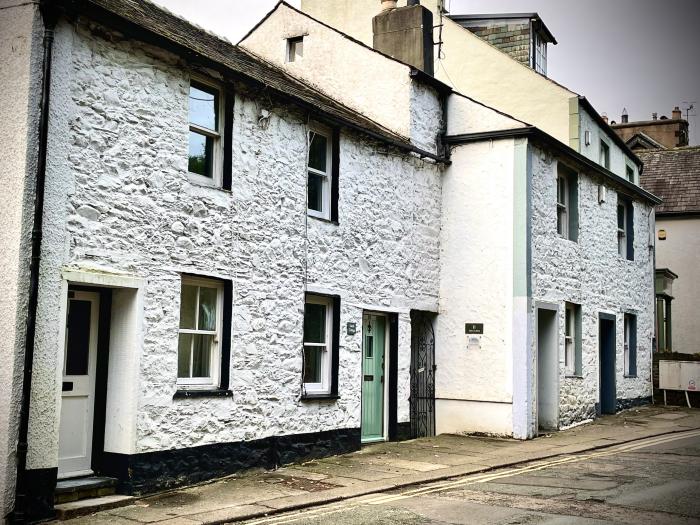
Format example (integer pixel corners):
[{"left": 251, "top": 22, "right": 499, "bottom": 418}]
[
  {"left": 533, "top": 32, "right": 547, "bottom": 75},
  {"left": 287, "top": 36, "right": 304, "bottom": 62}
]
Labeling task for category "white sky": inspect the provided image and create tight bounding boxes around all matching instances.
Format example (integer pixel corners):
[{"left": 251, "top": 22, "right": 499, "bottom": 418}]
[{"left": 154, "top": 0, "right": 700, "bottom": 144}]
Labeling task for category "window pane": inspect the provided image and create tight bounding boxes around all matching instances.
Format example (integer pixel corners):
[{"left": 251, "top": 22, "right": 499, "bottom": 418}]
[
  {"left": 189, "top": 131, "right": 213, "bottom": 178},
  {"left": 289, "top": 38, "right": 303, "bottom": 61},
  {"left": 308, "top": 172, "right": 324, "bottom": 212},
  {"left": 192, "top": 334, "right": 213, "bottom": 377},
  {"left": 308, "top": 132, "right": 327, "bottom": 172},
  {"left": 303, "top": 345, "right": 322, "bottom": 383},
  {"left": 198, "top": 286, "right": 218, "bottom": 331},
  {"left": 177, "top": 333, "right": 193, "bottom": 378},
  {"left": 304, "top": 303, "right": 326, "bottom": 343},
  {"left": 65, "top": 300, "right": 91, "bottom": 376},
  {"left": 557, "top": 208, "right": 565, "bottom": 235},
  {"left": 189, "top": 83, "right": 218, "bottom": 131},
  {"left": 180, "top": 284, "right": 197, "bottom": 329},
  {"left": 618, "top": 204, "right": 625, "bottom": 230},
  {"left": 365, "top": 335, "right": 374, "bottom": 358},
  {"left": 565, "top": 308, "right": 572, "bottom": 337}
]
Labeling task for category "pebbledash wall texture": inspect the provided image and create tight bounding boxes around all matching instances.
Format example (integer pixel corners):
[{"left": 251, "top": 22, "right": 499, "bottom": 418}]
[
  {"left": 529, "top": 144, "right": 654, "bottom": 428},
  {"left": 27, "top": 16, "right": 441, "bottom": 476}
]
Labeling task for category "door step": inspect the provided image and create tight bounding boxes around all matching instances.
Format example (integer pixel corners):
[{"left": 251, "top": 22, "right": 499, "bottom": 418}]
[
  {"left": 55, "top": 476, "right": 118, "bottom": 504},
  {"left": 54, "top": 495, "right": 134, "bottom": 521}
]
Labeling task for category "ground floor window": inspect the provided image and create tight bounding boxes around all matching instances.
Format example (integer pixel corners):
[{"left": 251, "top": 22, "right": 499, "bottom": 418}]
[
  {"left": 624, "top": 313, "right": 637, "bottom": 377},
  {"left": 564, "top": 302, "right": 582, "bottom": 376},
  {"left": 177, "top": 276, "right": 224, "bottom": 388},
  {"left": 303, "top": 293, "right": 340, "bottom": 397}
]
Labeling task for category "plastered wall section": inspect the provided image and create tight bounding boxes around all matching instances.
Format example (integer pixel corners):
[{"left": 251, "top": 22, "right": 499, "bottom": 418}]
[
  {"left": 529, "top": 144, "right": 654, "bottom": 429},
  {"left": 240, "top": 3, "right": 415, "bottom": 143},
  {"left": 301, "top": 0, "right": 575, "bottom": 145},
  {"left": 577, "top": 104, "right": 639, "bottom": 183},
  {"left": 27, "top": 19, "right": 441, "bottom": 468},
  {"left": 0, "top": 2, "right": 42, "bottom": 515},
  {"left": 655, "top": 217, "right": 700, "bottom": 353},
  {"left": 435, "top": 140, "right": 516, "bottom": 436},
  {"left": 447, "top": 93, "right": 527, "bottom": 135}
]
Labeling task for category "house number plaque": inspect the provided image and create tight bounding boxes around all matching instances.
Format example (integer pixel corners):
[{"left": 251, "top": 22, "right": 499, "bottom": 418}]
[{"left": 465, "top": 323, "right": 484, "bottom": 334}]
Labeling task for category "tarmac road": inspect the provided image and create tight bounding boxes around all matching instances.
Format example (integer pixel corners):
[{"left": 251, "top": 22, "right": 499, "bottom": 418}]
[{"left": 239, "top": 429, "right": 700, "bottom": 525}]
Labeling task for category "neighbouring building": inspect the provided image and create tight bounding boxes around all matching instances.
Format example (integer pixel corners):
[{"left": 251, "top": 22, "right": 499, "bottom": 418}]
[
  {"left": 638, "top": 146, "right": 700, "bottom": 354},
  {"left": 1, "top": 0, "right": 658, "bottom": 521},
  {"left": 611, "top": 107, "right": 690, "bottom": 151}
]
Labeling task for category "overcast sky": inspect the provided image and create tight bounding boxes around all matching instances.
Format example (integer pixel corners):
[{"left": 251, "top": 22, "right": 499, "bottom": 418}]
[{"left": 154, "top": 0, "right": 700, "bottom": 144}]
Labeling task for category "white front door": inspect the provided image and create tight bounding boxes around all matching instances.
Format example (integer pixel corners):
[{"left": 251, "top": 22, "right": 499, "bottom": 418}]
[{"left": 58, "top": 291, "right": 99, "bottom": 479}]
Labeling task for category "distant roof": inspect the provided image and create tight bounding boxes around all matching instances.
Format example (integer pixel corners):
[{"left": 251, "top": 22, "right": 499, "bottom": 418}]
[
  {"left": 448, "top": 13, "right": 557, "bottom": 44},
  {"left": 626, "top": 132, "right": 666, "bottom": 151},
  {"left": 639, "top": 146, "right": 700, "bottom": 215},
  {"left": 51, "top": 0, "right": 445, "bottom": 161},
  {"left": 612, "top": 118, "right": 687, "bottom": 129}
]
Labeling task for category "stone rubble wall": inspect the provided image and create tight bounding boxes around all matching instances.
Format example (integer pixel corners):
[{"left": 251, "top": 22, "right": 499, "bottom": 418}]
[
  {"left": 28, "top": 18, "right": 441, "bottom": 468},
  {"left": 530, "top": 144, "right": 654, "bottom": 428}
]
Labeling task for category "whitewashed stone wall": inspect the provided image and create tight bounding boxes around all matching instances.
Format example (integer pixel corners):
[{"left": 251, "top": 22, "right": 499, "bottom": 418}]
[
  {"left": 529, "top": 144, "right": 654, "bottom": 428},
  {"left": 28, "top": 18, "right": 441, "bottom": 467}
]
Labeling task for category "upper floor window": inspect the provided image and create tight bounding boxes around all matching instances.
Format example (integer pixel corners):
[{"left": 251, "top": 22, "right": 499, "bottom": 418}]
[
  {"left": 307, "top": 125, "right": 333, "bottom": 220},
  {"left": 533, "top": 33, "right": 547, "bottom": 75},
  {"left": 556, "top": 164, "right": 578, "bottom": 242},
  {"left": 189, "top": 80, "right": 223, "bottom": 185},
  {"left": 287, "top": 36, "right": 304, "bottom": 62},
  {"left": 599, "top": 140, "right": 610, "bottom": 170},
  {"left": 177, "top": 276, "right": 224, "bottom": 388},
  {"left": 626, "top": 165, "right": 634, "bottom": 183},
  {"left": 617, "top": 198, "right": 634, "bottom": 260}
]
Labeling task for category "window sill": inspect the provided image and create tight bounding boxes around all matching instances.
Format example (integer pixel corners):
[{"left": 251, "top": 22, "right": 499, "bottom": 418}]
[
  {"left": 565, "top": 374, "right": 584, "bottom": 379},
  {"left": 307, "top": 213, "right": 338, "bottom": 226},
  {"left": 301, "top": 393, "right": 340, "bottom": 401},
  {"left": 624, "top": 375, "right": 638, "bottom": 379},
  {"left": 173, "top": 389, "right": 233, "bottom": 399},
  {"left": 186, "top": 174, "right": 231, "bottom": 193}
]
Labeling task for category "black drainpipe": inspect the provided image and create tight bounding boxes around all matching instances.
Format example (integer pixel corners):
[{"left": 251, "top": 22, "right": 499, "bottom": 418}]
[{"left": 13, "top": 2, "right": 58, "bottom": 523}]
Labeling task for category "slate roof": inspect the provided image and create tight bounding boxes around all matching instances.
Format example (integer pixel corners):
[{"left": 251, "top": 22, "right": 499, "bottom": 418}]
[
  {"left": 639, "top": 146, "right": 700, "bottom": 214},
  {"left": 55, "top": 0, "right": 445, "bottom": 161}
]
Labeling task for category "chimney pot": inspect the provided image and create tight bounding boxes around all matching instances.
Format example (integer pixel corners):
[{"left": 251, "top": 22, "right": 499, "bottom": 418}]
[
  {"left": 672, "top": 106, "right": 682, "bottom": 120},
  {"left": 601, "top": 113, "right": 609, "bottom": 124},
  {"left": 621, "top": 107, "right": 628, "bottom": 123},
  {"left": 381, "top": 0, "right": 397, "bottom": 11},
  {"left": 652, "top": 112, "right": 658, "bottom": 120}
]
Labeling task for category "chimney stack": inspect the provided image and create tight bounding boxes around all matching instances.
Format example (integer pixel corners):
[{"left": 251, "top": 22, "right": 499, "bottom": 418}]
[
  {"left": 621, "top": 108, "right": 628, "bottom": 123},
  {"left": 373, "top": 0, "right": 434, "bottom": 75},
  {"left": 672, "top": 106, "right": 682, "bottom": 120},
  {"left": 601, "top": 113, "right": 608, "bottom": 124},
  {"left": 652, "top": 112, "right": 658, "bottom": 120}
]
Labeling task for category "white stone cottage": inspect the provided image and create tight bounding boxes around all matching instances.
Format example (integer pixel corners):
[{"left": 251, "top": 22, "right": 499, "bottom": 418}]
[{"left": 0, "top": 0, "right": 659, "bottom": 520}]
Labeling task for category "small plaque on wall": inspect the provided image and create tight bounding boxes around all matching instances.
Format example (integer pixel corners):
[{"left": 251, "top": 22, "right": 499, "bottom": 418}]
[
  {"left": 347, "top": 322, "right": 357, "bottom": 335},
  {"left": 465, "top": 323, "right": 484, "bottom": 335}
]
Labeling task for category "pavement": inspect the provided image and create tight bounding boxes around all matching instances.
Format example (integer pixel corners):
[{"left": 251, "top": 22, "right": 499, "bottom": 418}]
[{"left": 58, "top": 405, "right": 700, "bottom": 524}]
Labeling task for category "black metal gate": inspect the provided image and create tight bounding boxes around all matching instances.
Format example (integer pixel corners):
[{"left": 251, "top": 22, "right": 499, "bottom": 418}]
[{"left": 410, "top": 312, "right": 436, "bottom": 438}]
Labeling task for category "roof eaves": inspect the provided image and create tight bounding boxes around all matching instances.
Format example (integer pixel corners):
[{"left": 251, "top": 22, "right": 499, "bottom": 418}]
[{"left": 445, "top": 127, "right": 662, "bottom": 205}]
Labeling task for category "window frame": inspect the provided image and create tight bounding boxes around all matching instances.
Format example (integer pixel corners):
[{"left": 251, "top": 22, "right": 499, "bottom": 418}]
[
  {"left": 307, "top": 124, "right": 333, "bottom": 221},
  {"left": 599, "top": 139, "right": 610, "bottom": 169},
  {"left": 626, "top": 164, "right": 635, "bottom": 183},
  {"left": 177, "top": 275, "right": 224, "bottom": 389},
  {"left": 564, "top": 302, "right": 582, "bottom": 377},
  {"left": 188, "top": 76, "right": 225, "bottom": 188},
  {"left": 556, "top": 163, "right": 578, "bottom": 242},
  {"left": 287, "top": 36, "right": 304, "bottom": 63},
  {"left": 556, "top": 172, "right": 569, "bottom": 239},
  {"left": 624, "top": 313, "right": 637, "bottom": 377},
  {"left": 303, "top": 294, "right": 334, "bottom": 396},
  {"left": 617, "top": 198, "right": 634, "bottom": 260}
]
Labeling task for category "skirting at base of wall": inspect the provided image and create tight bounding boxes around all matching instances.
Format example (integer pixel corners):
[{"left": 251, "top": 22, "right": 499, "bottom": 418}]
[
  {"left": 616, "top": 396, "right": 652, "bottom": 411},
  {"left": 21, "top": 467, "right": 58, "bottom": 522},
  {"left": 101, "top": 427, "right": 361, "bottom": 495}
]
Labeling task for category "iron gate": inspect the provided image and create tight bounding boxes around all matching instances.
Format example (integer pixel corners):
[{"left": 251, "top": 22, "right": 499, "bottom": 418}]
[{"left": 410, "top": 312, "right": 436, "bottom": 438}]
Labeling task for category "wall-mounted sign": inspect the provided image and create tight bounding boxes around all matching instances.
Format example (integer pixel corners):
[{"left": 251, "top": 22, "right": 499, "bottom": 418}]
[
  {"left": 465, "top": 323, "right": 484, "bottom": 335},
  {"left": 346, "top": 322, "right": 357, "bottom": 336}
]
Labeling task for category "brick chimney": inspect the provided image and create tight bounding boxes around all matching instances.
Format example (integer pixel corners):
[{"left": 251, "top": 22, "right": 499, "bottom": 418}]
[
  {"left": 672, "top": 106, "right": 682, "bottom": 120},
  {"left": 373, "top": 0, "right": 434, "bottom": 75}
]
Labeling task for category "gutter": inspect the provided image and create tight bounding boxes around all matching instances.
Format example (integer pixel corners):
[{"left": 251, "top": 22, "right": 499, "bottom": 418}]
[
  {"left": 13, "top": 2, "right": 58, "bottom": 522},
  {"left": 445, "top": 127, "right": 662, "bottom": 205}
]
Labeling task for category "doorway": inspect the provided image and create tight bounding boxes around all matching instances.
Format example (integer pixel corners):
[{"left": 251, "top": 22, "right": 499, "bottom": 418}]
[
  {"left": 58, "top": 290, "right": 100, "bottom": 478},
  {"left": 599, "top": 314, "right": 617, "bottom": 415},
  {"left": 361, "top": 313, "right": 388, "bottom": 443},
  {"left": 410, "top": 311, "right": 435, "bottom": 438},
  {"left": 537, "top": 307, "right": 558, "bottom": 432}
]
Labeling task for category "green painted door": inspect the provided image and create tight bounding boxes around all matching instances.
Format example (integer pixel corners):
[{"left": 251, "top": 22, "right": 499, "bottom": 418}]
[{"left": 361, "top": 314, "right": 386, "bottom": 442}]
